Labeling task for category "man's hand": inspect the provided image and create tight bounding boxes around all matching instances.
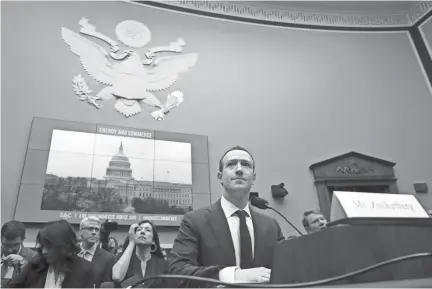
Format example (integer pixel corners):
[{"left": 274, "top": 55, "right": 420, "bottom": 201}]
[
  {"left": 1, "top": 254, "right": 24, "bottom": 267},
  {"left": 234, "top": 267, "right": 271, "bottom": 283}
]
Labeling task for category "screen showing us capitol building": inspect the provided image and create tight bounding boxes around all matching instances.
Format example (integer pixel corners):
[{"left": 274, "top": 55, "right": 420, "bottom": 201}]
[{"left": 42, "top": 129, "right": 193, "bottom": 216}]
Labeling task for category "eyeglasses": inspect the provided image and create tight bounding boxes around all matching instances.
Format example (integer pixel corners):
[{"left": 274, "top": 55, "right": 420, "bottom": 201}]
[{"left": 83, "top": 227, "right": 100, "bottom": 232}]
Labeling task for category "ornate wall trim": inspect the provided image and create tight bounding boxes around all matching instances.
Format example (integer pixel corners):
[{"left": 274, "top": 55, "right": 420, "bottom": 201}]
[
  {"left": 151, "top": 1, "right": 410, "bottom": 28},
  {"left": 408, "top": 1, "right": 432, "bottom": 25},
  {"left": 138, "top": 1, "right": 432, "bottom": 29}
]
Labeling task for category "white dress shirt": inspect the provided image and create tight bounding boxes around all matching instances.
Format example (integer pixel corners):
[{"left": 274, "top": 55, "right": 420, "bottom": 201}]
[
  {"left": 78, "top": 243, "right": 98, "bottom": 262},
  {"left": 218, "top": 196, "right": 255, "bottom": 283},
  {"left": 44, "top": 265, "right": 64, "bottom": 288}
]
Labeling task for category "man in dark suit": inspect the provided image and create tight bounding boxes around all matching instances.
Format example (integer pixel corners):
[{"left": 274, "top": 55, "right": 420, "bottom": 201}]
[
  {"left": 78, "top": 216, "right": 115, "bottom": 288},
  {"left": 168, "top": 146, "right": 284, "bottom": 286},
  {"left": 1, "top": 221, "right": 37, "bottom": 288}
]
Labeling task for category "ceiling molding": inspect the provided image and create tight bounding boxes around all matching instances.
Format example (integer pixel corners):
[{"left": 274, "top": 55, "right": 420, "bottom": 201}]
[
  {"left": 408, "top": 1, "right": 432, "bottom": 24},
  {"left": 140, "top": 1, "right": 432, "bottom": 29}
]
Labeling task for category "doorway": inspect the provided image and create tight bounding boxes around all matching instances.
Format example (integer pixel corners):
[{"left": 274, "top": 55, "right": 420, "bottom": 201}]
[{"left": 309, "top": 151, "right": 398, "bottom": 219}]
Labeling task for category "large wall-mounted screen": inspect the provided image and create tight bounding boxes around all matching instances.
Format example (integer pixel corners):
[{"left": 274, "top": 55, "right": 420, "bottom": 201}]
[{"left": 14, "top": 118, "right": 210, "bottom": 226}]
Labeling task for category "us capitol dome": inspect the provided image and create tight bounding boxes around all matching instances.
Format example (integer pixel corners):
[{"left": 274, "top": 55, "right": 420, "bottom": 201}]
[{"left": 104, "top": 142, "right": 133, "bottom": 180}]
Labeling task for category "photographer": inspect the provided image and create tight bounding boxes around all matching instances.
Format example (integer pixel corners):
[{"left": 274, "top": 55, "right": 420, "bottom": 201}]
[{"left": 78, "top": 217, "right": 115, "bottom": 288}]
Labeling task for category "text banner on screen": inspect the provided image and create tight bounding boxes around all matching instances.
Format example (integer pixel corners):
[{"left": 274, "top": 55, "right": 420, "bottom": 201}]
[{"left": 97, "top": 125, "right": 154, "bottom": 139}]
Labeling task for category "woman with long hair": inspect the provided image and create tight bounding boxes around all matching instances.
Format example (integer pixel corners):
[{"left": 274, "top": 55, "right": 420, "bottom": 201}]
[
  {"left": 111, "top": 220, "right": 168, "bottom": 288},
  {"left": 8, "top": 219, "right": 94, "bottom": 288}
]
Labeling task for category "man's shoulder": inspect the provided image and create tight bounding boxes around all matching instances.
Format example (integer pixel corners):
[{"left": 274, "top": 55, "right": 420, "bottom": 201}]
[
  {"left": 251, "top": 207, "right": 278, "bottom": 224},
  {"left": 20, "top": 247, "right": 37, "bottom": 260},
  {"left": 183, "top": 202, "right": 215, "bottom": 220},
  {"left": 95, "top": 247, "right": 115, "bottom": 261}
]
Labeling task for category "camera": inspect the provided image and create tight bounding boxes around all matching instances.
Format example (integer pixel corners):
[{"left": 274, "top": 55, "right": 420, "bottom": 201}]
[
  {"left": 101, "top": 219, "right": 118, "bottom": 233},
  {"left": 100, "top": 219, "right": 118, "bottom": 251}
]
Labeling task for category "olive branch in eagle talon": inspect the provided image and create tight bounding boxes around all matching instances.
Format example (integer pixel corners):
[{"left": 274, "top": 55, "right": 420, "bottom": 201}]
[
  {"left": 61, "top": 20, "right": 198, "bottom": 119},
  {"left": 72, "top": 74, "right": 102, "bottom": 108},
  {"left": 151, "top": 90, "right": 184, "bottom": 121}
]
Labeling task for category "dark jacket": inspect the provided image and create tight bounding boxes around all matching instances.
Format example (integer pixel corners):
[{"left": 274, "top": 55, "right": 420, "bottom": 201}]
[
  {"left": 88, "top": 247, "right": 115, "bottom": 288},
  {"left": 122, "top": 254, "right": 169, "bottom": 288},
  {"left": 102, "top": 254, "right": 169, "bottom": 288},
  {"left": 167, "top": 198, "right": 285, "bottom": 287},
  {"left": 1, "top": 246, "right": 37, "bottom": 287},
  {"left": 8, "top": 254, "right": 95, "bottom": 288}
]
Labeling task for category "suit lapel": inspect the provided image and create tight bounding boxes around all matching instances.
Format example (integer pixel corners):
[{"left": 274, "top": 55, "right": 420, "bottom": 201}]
[
  {"left": 92, "top": 247, "right": 101, "bottom": 264},
  {"left": 206, "top": 199, "right": 236, "bottom": 265},
  {"left": 250, "top": 208, "right": 267, "bottom": 265}
]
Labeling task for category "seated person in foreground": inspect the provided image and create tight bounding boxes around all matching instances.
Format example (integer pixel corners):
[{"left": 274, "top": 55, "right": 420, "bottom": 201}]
[
  {"left": 111, "top": 221, "right": 169, "bottom": 288},
  {"left": 167, "top": 146, "right": 285, "bottom": 287},
  {"left": 8, "top": 219, "right": 94, "bottom": 288}
]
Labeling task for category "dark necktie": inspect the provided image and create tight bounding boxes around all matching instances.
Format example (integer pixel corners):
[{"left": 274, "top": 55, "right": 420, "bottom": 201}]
[{"left": 235, "top": 210, "right": 253, "bottom": 269}]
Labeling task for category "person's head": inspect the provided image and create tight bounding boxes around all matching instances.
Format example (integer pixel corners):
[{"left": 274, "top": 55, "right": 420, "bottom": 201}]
[
  {"left": 302, "top": 210, "right": 328, "bottom": 233},
  {"left": 79, "top": 216, "right": 101, "bottom": 246},
  {"left": 108, "top": 236, "right": 118, "bottom": 254},
  {"left": 217, "top": 146, "right": 256, "bottom": 200},
  {"left": 108, "top": 237, "right": 118, "bottom": 249},
  {"left": 1, "top": 221, "right": 26, "bottom": 256},
  {"left": 122, "top": 220, "right": 164, "bottom": 258},
  {"left": 36, "top": 219, "right": 79, "bottom": 266}
]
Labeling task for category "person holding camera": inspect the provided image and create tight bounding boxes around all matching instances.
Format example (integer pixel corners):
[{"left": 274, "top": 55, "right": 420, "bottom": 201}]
[
  {"left": 78, "top": 216, "right": 115, "bottom": 288},
  {"left": 111, "top": 221, "right": 169, "bottom": 288}
]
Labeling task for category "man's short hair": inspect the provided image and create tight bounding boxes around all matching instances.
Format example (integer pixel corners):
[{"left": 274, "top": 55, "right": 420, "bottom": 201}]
[
  {"left": 302, "top": 209, "right": 323, "bottom": 230},
  {"left": 1, "top": 221, "right": 26, "bottom": 240},
  {"left": 80, "top": 216, "right": 101, "bottom": 230},
  {"left": 218, "top": 145, "right": 255, "bottom": 172}
]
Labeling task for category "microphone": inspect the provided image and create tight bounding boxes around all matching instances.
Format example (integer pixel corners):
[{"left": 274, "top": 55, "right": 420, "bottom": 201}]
[
  {"left": 250, "top": 196, "right": 304, "bottom": 236},
  {"left": 250, "top": 196, "right": 269, "bottom": 209}
]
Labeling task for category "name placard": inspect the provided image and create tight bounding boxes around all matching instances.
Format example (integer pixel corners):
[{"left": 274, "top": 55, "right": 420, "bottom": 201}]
[{"left": 330, "top": 191, "right": 429, "bottom": 221}]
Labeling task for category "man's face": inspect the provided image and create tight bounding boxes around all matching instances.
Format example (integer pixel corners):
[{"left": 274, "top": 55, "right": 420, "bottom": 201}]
[
  {"left": 1, "top": 237, "right": 23, "bottom": 256},
  {"left": 306, "top": 213, "right": 328, "bottom": 233},
  {"left": 80, "top": 221, "right": 100, "bottom": 245},
  {"left": 218, "top": 150, "right": 256, "bottom": 198}
]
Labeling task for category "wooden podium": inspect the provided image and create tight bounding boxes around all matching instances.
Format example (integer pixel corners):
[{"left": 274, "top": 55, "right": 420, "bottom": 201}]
[{"left": 270, "top": 218, "right": 432, "bottom": 286}]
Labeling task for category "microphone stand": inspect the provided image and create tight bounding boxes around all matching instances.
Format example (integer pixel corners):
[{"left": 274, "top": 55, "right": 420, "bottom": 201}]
[{"left": 268, "top": 206, "right": 304, "bottom": 236}]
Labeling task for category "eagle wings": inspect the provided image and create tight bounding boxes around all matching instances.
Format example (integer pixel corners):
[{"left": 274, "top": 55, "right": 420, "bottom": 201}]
[{"left": 61, "top": 27, "right": 197, "bottom": 116}]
